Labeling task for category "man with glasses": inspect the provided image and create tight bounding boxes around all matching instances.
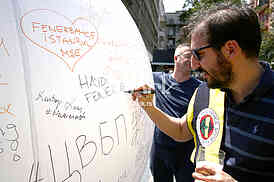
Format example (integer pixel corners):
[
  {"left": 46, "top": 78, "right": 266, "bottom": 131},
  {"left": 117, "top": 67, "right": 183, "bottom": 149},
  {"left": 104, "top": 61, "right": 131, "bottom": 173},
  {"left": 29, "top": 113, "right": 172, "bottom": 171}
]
[
  {"left": 132, "top": 6, "right": 274, "bottom": 182},
  {"left": 150, "top": 44, "right": 201, "bottom": 182},
  {"left": 191, "top": 45, "right": 212, "bottom": 61}
]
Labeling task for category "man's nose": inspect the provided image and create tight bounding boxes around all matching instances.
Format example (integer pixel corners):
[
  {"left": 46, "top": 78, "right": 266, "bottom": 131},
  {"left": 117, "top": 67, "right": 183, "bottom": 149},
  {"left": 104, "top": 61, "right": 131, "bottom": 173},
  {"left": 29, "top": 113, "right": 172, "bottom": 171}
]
[{"left": 191, "top": 55, "right": 200, "bottom": 70}]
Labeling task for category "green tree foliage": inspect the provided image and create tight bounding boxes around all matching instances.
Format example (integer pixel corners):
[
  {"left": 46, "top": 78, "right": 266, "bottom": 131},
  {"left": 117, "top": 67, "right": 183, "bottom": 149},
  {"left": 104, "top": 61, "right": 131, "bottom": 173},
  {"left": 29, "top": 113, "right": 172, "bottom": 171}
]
[
  {"left": 180, "top": 0, "right": 274, "bottom": 68},
  {"left": 179, "top": 0, "right": 243, "bottom": 40},
  {"left": 259, "top": 31, "right": 274, "bottom": 67},
  {"left": 181, "top": 0, "right": 242, "bottom": 21}
]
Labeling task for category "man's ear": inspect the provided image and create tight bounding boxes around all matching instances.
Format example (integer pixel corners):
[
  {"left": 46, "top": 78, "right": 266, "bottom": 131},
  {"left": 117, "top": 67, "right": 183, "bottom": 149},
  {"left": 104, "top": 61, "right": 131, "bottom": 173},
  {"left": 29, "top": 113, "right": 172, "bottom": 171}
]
[{"left": 221, "top": 40, "right": 239, "bottom": 59}]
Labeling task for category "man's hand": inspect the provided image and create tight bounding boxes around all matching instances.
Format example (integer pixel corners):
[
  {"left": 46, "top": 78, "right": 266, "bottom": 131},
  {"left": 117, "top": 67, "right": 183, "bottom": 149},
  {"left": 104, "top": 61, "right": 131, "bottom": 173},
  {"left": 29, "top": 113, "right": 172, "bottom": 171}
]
[
  {"left": 193, "top": 164, "right": 237, "bottom": 182},
  {"left": 131, "top": 84, "right": 155, "bottom": 110}
]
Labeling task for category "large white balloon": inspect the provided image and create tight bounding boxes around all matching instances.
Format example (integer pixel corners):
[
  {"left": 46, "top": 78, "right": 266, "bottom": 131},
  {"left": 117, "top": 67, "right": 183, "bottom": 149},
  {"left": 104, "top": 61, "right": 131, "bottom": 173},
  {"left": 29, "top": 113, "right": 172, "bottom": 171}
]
[{"left": 0, "top": 0, "right": 154, "bottom": 181}]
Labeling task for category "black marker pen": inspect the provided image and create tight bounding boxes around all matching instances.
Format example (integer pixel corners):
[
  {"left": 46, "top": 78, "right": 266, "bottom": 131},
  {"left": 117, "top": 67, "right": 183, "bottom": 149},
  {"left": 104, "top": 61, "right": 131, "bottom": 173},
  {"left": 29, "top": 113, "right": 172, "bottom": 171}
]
[{"left": 124, "top": 89, "right": 155, "bottom": 94}]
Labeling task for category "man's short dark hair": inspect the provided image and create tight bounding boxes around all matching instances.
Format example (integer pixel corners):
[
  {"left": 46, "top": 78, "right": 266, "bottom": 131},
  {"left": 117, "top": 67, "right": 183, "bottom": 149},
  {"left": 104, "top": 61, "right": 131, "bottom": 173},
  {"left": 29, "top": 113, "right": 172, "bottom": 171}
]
[{"left": 192, "top": 6, "right": 262, "bottom": 58}]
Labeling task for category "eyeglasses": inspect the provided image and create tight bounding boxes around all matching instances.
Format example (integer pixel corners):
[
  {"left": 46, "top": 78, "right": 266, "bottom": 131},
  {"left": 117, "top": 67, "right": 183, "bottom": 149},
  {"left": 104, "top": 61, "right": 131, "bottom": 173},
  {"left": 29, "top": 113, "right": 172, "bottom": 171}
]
[{"left": 191, "top": 45, "right": 212, "bottom": 61}]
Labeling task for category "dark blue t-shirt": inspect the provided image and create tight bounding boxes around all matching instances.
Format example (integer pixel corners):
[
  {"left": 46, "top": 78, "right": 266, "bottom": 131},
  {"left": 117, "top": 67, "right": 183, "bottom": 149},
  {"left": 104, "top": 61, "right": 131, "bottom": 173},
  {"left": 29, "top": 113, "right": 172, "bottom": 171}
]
[
  {"left": 221, "top": 62, "right": 274, "bottom": 181},
  {"left": 153, "top": 72, "right": 201, "bottom": 147}
]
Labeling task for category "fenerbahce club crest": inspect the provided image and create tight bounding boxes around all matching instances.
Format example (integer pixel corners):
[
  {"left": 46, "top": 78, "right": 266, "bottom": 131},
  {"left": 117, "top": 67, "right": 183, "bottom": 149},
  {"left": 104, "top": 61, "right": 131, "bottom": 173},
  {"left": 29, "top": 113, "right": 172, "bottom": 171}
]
[{"left": 196, "top": 108, "right": 220, "bottom": 147}]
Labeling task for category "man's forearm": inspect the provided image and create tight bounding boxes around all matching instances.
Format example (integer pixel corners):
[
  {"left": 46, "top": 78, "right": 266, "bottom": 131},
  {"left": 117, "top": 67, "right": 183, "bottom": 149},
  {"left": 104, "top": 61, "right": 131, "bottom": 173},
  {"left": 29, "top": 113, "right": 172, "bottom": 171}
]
[{"left": 142, "top": 106, "right": 192, "bottom": 142}]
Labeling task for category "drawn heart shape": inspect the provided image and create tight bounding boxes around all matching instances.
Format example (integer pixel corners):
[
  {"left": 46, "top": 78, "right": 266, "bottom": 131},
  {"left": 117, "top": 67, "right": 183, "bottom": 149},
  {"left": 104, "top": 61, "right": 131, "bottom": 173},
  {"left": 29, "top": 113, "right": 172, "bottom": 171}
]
[{"left": 20, "top": 9, "right": 98, "bottom": 72}]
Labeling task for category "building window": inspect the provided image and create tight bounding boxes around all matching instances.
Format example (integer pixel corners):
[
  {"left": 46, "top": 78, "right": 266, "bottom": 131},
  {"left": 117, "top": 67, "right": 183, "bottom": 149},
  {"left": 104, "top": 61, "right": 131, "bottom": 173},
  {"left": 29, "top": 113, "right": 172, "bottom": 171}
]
[
  {"left": 168, "top": 18, "right": 174, "bottom": 24},
  {"left": 168, "top": 39, "right": 175, "bottom": 48},
  {"left": 168, "top": 27, "right": 176, "bottom": 36}
]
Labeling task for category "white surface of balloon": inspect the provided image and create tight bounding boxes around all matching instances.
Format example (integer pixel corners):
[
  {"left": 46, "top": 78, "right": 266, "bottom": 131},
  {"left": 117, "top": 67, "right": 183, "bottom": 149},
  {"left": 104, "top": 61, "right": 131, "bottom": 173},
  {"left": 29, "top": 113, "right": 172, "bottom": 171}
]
[{"left": 0, "top": 0, "right": 154, "bottom": 181}]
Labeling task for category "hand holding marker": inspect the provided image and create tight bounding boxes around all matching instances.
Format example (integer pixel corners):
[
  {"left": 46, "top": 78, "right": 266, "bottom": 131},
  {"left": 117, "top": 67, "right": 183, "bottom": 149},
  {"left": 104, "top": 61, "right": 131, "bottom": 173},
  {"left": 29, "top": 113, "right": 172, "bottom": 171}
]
[
  {"left": 125, "top": 88, "right": 155, "bottom": 107},
  {"left": 124, "top": 89, "right": 155, "bottom": 94},
  {"left": 126, "top": 86, "right": 155, "bottom": 108}
]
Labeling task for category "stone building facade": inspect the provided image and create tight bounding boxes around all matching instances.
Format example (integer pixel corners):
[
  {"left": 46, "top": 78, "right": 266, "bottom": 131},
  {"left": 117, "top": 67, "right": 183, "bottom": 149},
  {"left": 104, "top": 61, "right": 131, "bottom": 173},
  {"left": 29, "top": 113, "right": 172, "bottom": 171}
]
[
  {"left": 121, "top": 1, "right": 186, "bottom": 72},
  {"left": 152, "top": 10, "right": 185, "bottom": 72},
  {"left": 165, "top": 11, "right": 184, "bottom": 49},
  {"left": 121, "top": 0, "right": 162, "bottom": 59}
]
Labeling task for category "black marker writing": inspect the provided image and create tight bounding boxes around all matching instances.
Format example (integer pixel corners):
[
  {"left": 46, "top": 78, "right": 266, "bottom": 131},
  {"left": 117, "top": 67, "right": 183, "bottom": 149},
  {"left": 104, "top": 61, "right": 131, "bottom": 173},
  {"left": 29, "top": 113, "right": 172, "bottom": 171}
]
[
  {"left": 78, "top": 74, "right": 113, "bottom": 103},
  {"left": 35, "top": 90, "right": 62, "bottom": 106},
  {"left": 49, "top": 143, "right": 83, "bottom": 182},
  {"left": 28, "top": 162, "right": 45, "bottom": 182},
  {"left": 78, "top": 74, "right": 108, "bottom": 89},
  {"left": 48, "top": 145, "right": 57, "bottom": 182},
  {"left": 0, "top": 122, "right": 21, "bottom": 161},
  {"left": 64, "top": 142, "right": 82, "bottom": 182},
  {"left": 114, "top": 114, "right": 127, "bottom": 145},
  {"left": 36, "top": 90, "right": 86, "bottom": 121},
  {"left": 75, "top": 135, "right": 97, "bottom": 170},
  {"left": 41, "top": 113, "right": 129, "bottom": 181},
  {"left": 99, "top": 121, "right": 114, "bottom": 155}
]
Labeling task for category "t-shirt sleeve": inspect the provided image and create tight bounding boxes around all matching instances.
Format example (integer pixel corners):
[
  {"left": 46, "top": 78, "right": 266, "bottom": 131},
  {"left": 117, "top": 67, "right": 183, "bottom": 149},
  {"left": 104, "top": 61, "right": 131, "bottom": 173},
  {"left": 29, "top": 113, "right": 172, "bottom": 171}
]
[
  {"left": 186, "top": 88, "right": 197, "bottom": 137},
  {"left": 186, "top": 88, "right": 198, "bottom": 163}
]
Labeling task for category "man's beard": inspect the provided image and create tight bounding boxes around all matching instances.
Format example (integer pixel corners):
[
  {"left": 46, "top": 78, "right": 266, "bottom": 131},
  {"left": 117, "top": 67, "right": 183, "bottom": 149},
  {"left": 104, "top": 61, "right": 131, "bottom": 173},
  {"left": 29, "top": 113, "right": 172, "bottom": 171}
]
[{"left": 199, "top": 52, "right": 233, "bottom": 89}]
